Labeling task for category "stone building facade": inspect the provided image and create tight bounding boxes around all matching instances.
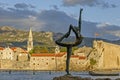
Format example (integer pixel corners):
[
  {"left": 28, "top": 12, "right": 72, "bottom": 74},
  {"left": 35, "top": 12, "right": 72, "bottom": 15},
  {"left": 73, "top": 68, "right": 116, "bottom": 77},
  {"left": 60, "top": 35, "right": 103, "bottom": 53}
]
[
  {"left": 2, "top": 47, "right": 14, "bottom": 60},
  {"left": 30, "top": 52, "right": 66, "bottom": 70},
  {"left": 0, "top": 47, "right": 30, "bottom": 69},
  {"left": 30, "top": 52, "right": 87, "bottom": 71}
]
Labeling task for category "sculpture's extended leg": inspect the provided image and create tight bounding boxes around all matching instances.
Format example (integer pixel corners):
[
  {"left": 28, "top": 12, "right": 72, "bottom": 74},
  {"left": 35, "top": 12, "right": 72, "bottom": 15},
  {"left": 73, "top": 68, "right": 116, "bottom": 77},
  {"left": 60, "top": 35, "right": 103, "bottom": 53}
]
[
  {"left": 67, "top": 24, "right": 80, "bottom": 38},
  {"left": 55, "top": 25, "right": 73, "bottom": 46},
  {"left": 56, "top": 24, "right": 79, "bottom": 44},
  {"left": 66, "top": 46, "right": 72, "bottom": 75},
  {"left": 65, "top": 24, "right": 73, "bottom": 38}
]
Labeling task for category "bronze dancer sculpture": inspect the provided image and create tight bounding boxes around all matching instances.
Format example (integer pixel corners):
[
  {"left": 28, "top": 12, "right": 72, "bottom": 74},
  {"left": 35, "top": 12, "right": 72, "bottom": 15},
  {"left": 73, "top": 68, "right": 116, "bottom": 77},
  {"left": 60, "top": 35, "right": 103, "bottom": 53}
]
[{"left": 55, "top": 9, "right": 83, "bottom": 75}]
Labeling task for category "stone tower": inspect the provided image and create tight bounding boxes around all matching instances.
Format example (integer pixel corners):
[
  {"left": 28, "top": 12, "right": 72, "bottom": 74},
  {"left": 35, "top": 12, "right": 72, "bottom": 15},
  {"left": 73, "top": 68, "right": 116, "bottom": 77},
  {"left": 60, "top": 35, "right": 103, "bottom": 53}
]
[{"left": 27, "top": 28, "right": 33, "bottom": 52}]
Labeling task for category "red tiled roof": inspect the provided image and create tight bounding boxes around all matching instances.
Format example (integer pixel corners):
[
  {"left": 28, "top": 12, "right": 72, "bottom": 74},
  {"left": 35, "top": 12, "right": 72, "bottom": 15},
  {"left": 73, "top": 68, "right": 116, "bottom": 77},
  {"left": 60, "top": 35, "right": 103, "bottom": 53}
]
[
  {"left": 11, "top": 47, "right": 28, "bottom": 54},
  {"left": 31, "top": 52, "right": 86, "bottom": 60},
  {"left": 31, "top": 52, "right": 66, "bottom": 57},
  {"left": 79, "top": 56, "right": 86, "bottom": 60},
  {"left": 0, "top": 47, "right": 4, "bottom": 50},
  {"left": 71, "top": 55, "right": 86, "bottom": 60},
  {"left": 11, "top": 47, "right": 17, "bottom": 51},
  {"left": 32, "top": 53, "right": 55, "bottom": 57},
  {"left": 55, "top": 52, "right": 66, "bottom": 57},
  {"left": 71, "top": 55, "right": 79, "bottom": 58}
]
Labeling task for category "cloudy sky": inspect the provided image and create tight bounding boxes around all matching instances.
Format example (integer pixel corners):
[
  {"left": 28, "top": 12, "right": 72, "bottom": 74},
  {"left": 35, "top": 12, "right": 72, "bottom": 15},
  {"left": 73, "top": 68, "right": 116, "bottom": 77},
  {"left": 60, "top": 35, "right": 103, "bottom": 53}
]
[{"left": 0, "top": 0, "right": 120, "bottom": 40}]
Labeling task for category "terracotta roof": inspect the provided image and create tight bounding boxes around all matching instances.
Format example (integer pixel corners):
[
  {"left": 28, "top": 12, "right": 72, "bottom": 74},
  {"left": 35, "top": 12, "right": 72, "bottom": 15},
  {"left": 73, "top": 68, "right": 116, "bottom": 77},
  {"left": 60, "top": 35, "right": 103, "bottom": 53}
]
[
  {"left": 32, "top": 53, "right": 55, "bottom": 57},
  {"left": 79, "top": 56, "right": 86, "bottom": 60},
  {"left": 0, "top": 47, "right": 4, "bottom": 50},
  {"left": 71, "top": 55, "right": 86, "bottom": 60},
  {"left": 31, "top": 52, "right": 86, "bottom": 60},
  {"left": 31, "top": 52, "right": 66, "bottom": 57},
  {"left": 11, "top": 47, "right": 17, "bottom": 51},
  {"left": 11, "top": 47, "right": 27, "bottom": 53},
  {"left": 71, "top": 55, "right": 79, "bottom": 58},
  {"left": 55, "top": 52, "right": 66, "bottom": 57}
]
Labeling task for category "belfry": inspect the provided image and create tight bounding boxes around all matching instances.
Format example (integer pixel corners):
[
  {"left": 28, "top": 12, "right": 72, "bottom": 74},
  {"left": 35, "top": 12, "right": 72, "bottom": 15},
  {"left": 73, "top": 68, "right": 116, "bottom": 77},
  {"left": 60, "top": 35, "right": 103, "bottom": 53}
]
[{"left": 27, "top": 28, "right": 33, "bottom": 52}]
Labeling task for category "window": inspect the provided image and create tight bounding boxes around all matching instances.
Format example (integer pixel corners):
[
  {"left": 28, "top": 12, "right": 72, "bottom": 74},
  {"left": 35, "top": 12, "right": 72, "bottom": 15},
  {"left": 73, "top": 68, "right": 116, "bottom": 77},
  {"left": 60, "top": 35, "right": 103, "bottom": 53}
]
[
  {"left": 33, "top": 63, "right": 35, "bottom": 65},
  {"left": 46, "top": 62, "right": 48, "bottom": 65},
  {"left": 33, "top": 58, "right": 35, "bottom": 60},
  {"left": 52, "top": 58, "right": 54, "bottom": 60}
]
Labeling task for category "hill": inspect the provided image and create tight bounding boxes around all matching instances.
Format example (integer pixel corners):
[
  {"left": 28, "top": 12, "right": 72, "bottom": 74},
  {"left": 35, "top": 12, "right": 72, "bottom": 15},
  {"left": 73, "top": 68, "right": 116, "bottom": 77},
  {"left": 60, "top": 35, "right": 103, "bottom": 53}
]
[
  {"left": 0, "top": 26, "right": 55, "bottom": 48},
  {"left": 0, "top": 26, "right": 120, "bottom": 49}
]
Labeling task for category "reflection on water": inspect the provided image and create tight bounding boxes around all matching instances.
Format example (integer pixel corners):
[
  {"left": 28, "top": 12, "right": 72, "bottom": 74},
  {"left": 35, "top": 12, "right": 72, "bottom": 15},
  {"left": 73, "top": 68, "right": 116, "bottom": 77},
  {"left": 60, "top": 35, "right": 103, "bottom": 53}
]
[{"left": 0, "top": 71, "right": 119, "bottom": 80}]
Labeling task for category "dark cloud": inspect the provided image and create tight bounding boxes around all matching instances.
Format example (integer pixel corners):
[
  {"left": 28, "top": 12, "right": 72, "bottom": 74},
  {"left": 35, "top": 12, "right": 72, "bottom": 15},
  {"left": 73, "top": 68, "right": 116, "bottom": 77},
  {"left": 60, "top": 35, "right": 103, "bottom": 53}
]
[
  {"left": 36, "top": 10, "right": 78, "bottom": 32},
  {"left": 51, "top": 5, "right": 59, "bottom": 10},
  {"left": 14, "top": 3, "right": 35, "bottom": 9},
  {"left": 62, "top": 0, "right": 118, "bottom": 8},
  {"left": 0, "top": 2, "right": 8, "bottom": 8},
  {"left": 29, "top": 4, "right": 36, "bottom": 8},
  {"left": 6, "top": 7, "right": 37, "bottom": 19}
]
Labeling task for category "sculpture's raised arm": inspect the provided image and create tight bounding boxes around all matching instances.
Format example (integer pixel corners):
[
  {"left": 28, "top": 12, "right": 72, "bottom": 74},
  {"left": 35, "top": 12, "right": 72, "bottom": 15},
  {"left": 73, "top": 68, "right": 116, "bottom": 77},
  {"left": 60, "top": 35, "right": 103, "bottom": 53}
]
[{"left": 79, "top": 8, "right": 83, "bottom": 33}]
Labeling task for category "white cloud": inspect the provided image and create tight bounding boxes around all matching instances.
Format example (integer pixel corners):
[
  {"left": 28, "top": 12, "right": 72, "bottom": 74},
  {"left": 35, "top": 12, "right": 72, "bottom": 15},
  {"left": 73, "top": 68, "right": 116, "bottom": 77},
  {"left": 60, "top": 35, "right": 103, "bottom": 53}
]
[
  {"left": 28, "top": 15, "right": 37, "bottom": 21},
  {"left": 96, "top": 22, "right": 111, "bottom": 28}
]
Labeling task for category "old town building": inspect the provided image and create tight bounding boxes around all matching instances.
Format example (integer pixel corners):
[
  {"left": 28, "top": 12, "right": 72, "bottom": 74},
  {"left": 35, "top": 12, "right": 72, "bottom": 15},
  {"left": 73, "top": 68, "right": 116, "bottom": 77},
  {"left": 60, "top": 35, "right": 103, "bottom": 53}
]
[
  {"left": 30, "top": 52, "right": 87, "bottom": 71},
  {"left": 2, "top": 47, "right": 14, "bottom": 60}
]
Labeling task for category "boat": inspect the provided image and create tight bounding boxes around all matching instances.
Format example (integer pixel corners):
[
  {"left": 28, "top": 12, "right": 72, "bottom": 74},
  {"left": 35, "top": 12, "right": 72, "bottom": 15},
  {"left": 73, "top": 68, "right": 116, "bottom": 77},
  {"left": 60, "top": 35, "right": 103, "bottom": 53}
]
[{"left": 89, "top": 70, "right": 119, "bottom": 76}]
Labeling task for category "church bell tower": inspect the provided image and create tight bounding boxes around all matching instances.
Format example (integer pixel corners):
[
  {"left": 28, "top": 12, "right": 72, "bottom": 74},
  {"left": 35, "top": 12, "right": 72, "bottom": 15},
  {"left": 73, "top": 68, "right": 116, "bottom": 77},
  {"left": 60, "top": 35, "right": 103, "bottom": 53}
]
[{"left": 27, "top": 28, "right": 33, "bottom": 52}]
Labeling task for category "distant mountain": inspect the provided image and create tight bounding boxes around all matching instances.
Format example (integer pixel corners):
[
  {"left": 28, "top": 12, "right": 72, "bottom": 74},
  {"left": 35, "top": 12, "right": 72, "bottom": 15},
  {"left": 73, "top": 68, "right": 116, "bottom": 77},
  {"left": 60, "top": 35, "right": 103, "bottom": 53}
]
[
  {"left": 0, "top": 26, "right": 120, "bottom": 49},
  {"left": 53, "top": 32, "right": 119, "bottom": 47}
]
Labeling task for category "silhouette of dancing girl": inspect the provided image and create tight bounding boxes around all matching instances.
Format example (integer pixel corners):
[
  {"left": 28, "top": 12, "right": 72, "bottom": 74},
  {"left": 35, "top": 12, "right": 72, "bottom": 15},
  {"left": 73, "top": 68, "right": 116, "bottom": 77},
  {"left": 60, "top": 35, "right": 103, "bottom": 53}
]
[{"left": 55, "top": 9, "right": 83, "bottom": 75}]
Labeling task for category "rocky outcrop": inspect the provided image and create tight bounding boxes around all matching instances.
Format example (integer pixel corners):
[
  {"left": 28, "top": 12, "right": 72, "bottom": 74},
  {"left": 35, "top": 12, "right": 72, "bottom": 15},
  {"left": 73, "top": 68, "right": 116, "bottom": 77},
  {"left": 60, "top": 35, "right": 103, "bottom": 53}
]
[{"left": 53, "top": 75, "right": 92, "bottom": 80}]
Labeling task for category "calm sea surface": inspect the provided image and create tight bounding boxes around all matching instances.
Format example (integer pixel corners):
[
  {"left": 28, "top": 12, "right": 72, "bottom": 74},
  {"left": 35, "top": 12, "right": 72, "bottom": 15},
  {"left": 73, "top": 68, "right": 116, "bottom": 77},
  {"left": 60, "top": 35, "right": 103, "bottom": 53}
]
[{"left": 0, "top": 71, "right": 120, "bottom": 80}]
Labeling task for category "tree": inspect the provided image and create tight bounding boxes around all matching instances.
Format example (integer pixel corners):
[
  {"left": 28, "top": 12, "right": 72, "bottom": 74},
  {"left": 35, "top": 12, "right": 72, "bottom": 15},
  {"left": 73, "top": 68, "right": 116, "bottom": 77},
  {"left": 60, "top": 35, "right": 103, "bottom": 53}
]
[
  {"left": 29, "top": 45, "right": 49, "bottom": 54},
  {"left": 90, "top": 58, "right": 96, "bottom": 69}
]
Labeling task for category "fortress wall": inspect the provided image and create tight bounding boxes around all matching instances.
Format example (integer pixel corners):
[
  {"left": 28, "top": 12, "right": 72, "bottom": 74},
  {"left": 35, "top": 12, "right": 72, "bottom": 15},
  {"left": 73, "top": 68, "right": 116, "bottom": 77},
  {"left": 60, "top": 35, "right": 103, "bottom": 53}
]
[{"left": 93, "top": 40, "right": 120, "bottom": 69}]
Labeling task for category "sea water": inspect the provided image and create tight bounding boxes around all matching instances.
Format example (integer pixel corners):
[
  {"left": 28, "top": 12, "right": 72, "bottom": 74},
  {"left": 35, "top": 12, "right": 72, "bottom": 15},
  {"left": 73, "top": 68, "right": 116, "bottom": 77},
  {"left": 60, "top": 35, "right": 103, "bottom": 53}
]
[{"left": 0, "top": 71, "right": 119, "bottom": 80}]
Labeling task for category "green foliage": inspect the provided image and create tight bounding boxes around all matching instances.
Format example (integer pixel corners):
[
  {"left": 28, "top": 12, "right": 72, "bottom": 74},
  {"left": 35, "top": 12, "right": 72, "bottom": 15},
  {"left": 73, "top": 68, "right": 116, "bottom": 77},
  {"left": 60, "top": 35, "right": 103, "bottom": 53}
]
[
  {"left": 90, "top": 58, "right": 96, "bottom": 65},
  {"left": 60, "top": 47, "right": 67, "bottom": 52},
  {"left": 29, "top": 49, "right": 34, "bottom": 54},
  {"left": 60, "top": 46, "right": 78, "bottom": 52},
  {"left": 30, "top": 45, "right": 56, "bottom": 54},
  {"left": 72, "top": 46, "right": 78, "bottom": 51},
  {"left": 60, "top": 46, "right": 78, "bottom": 55},
  {"left": 33, "top": 45, "right": 48, "bottom": 53}
]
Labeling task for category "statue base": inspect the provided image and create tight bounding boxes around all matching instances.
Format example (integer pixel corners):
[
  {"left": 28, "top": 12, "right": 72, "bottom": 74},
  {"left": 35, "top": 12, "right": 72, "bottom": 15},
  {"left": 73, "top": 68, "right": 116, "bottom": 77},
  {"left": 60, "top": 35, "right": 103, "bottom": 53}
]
[{"left": 53, "top": 75, "right": 92, "bottom": 80}]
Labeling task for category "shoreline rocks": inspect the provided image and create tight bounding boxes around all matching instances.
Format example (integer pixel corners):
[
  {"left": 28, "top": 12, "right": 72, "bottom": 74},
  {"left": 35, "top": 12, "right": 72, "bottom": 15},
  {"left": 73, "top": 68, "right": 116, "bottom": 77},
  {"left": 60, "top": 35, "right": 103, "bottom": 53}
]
[{"left": 53, "top": 75, "right": 92, "bottom": 80}]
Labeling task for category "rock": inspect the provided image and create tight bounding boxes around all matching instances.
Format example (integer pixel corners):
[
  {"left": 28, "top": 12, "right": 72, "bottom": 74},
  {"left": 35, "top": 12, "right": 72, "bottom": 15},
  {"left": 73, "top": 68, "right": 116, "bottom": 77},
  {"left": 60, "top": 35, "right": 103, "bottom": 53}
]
[
  {"left": 115, "top": 78, "right": 120, "bottom": 80},
  {"left": 95, "top": 78, "right": 111, "bottom": 80},
  {"left": 53, "top": 75, "right": 92, "bottom": 80}
]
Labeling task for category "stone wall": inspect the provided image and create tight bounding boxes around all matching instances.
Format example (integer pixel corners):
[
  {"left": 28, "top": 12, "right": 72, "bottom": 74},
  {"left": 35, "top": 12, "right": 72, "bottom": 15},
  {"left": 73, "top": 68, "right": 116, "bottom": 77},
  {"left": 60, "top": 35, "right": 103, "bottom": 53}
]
[
  {"left": 93, "top": 40, "right": 120, "bottom": 70},
  {"left": 0, "top": 59, "right": 30, "bottom": 70},
  {"left": 30, "top": 56, "right": 56, "bottom": 70},
  {"left": 13, "top": 61, "right": 30, "bottom": 69},
  {"left": 0, "top": 59, "right": 13, "bottom": 69}
]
